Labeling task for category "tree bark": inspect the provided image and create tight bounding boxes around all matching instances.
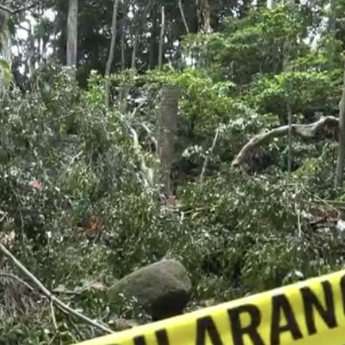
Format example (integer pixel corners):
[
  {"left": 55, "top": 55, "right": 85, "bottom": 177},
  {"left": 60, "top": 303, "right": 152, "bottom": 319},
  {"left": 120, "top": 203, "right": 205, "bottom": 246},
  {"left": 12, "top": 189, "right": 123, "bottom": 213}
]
[
  {"left": 66, "top": 0, "right": 78, "bottom": 76},
  {"left": 335, "top": 63, "right": 345, "bottom": 188},
  {"left": 157, "top": 84, "right": 179, "bottom": 196}
]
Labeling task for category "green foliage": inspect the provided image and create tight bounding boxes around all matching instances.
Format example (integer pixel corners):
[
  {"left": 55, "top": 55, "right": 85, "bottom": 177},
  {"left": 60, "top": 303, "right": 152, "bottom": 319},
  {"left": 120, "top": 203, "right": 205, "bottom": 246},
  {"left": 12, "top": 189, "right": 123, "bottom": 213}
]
[
  {"left": 182, "top": 6, "right": 313, "bottom": 83},
  {"left": 3, "top": 1, "right": 345, "bottom": 343},
  {"left": 0, "top": 59, "right": 12, "bottom": 84},
  {"left": 249, "top": 70, "right": 341, "bottom": 121}
]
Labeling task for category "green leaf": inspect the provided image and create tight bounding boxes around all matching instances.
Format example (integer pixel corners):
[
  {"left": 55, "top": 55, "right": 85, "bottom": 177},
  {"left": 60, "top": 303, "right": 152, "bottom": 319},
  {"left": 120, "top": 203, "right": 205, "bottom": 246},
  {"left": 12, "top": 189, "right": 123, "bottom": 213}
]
[{"left": 0, "top": 58, "right": 12, "bottom": 82}]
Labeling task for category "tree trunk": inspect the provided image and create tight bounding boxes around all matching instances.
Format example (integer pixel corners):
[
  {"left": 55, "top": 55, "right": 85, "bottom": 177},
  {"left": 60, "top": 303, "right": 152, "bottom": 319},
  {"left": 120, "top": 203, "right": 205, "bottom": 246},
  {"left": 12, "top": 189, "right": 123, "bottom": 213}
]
[
  {"left": 178, "top": 0, "right": 190, "bottom": 34},
  {"left": 284, "top": 0, "right": 295, "bottom": 175},
  {"left": 157, "top": 84, "right": 179, "bottom": 196},
  {"left": 328, "top": 0, "right": 336, "bottom": 38},
  {"left": 120, "top": 19, "right": 126, "bottom": 71},
  {"left": 149, "top": 8, "right": 159, "bottom": 69},
  {"left": 0, "top": 8, "right": 12, "bottom": 93},
  {"left": 105, "top": 0, "right": 120, "bottom": 106},
  {"left": 131, "top": 34, "right": 138, "bottom": 70},
  {"left": 335, "top": 63, "right": 345, "bottom": 189},
  {"left": 196, "top": 0, "right": 212, "bottom": 33},
  {"left": 66, "top": 0, "right": 78, "bottom": 76},
  {"left": 267, "top": 0, "right": 276, "bottom": 9},
  {"left": 158, "top": 6, "right": 165, "bottom": 70}
]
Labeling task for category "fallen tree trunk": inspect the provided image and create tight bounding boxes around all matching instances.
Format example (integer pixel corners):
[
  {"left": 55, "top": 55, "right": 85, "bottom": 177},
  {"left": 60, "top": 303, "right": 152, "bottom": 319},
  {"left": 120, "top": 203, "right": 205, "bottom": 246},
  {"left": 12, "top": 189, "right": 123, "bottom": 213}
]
[{"left": 232, "top": 116, "right": 339, "bottom": 168}]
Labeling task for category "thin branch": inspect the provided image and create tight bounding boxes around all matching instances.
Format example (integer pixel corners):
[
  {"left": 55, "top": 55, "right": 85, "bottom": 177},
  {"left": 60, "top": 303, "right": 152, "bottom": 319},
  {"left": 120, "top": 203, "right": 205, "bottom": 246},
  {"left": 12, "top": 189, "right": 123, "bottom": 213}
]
[
  {"left": 0, "top": 210, "right": 7, "bottom": 223},
  {"left": 48, "top": 333, "right": 59, "bottom": 345},
  {"left": 0, "top": 241, "right": 114, "bottom": 334},
  {"left": 200, "top": 129, "right": 219, "bottom": 183},
  {"left": 178, "top": 0, "right": 190, "bottom": 34},
  {"left": 300, "top": 185, "right": 342, "bottom": 215},
  {"left": 13, "top": 4, "right": 38, "bottom": 14},
  {"left": 158, "top": 6, "right": 165, "bottom": 70},
  {"left": 130, "top": 127, "right": 154, "bottom": 188},
  {"left": 232, "top": 116, "right": 339, "bottom": 168},
  {"left": 0, "top": 272, "right": 35, "bottom": 292},
  {"left": 141, "top": 123, "right": 158, "bottom": 153},
  {"left": 67, "top": 314, "right": 84, "bottom": 341},
  {"left": 69, "top": 150, "right": 83, "bottom": 166},
  {"left": 16, "top": 23, "right": 30, "bottom": 32},
  {"left": 50, "top": 300, "right": 58, "bottom": 331},
  {"left": 1, "top": 257, "right": 58, "bottom": 331},
  {"left": 130, "top": 101, "right": 145, "bottom": 119}
]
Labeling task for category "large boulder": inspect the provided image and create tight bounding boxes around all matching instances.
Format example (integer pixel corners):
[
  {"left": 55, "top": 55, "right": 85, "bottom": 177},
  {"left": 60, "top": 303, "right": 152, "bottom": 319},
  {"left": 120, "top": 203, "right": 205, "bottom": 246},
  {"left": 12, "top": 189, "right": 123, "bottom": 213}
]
[{"left": 107, "top": 259, "right": 191, "bottom": 320}]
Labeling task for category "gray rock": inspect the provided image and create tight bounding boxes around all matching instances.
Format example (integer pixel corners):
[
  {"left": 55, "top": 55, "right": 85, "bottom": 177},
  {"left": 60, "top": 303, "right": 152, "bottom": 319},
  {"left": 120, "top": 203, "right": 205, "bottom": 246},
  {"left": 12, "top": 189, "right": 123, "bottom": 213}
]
[{"left": 107, "top": 259, "right": 191, "bottom": 320}]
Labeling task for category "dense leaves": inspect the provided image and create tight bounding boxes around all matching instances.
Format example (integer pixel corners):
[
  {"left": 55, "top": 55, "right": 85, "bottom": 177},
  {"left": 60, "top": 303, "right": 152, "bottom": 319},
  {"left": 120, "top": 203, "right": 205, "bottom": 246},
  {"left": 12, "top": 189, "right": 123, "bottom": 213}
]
[{"left": 2, "top": 0, "right": 345, "bottom": 344}]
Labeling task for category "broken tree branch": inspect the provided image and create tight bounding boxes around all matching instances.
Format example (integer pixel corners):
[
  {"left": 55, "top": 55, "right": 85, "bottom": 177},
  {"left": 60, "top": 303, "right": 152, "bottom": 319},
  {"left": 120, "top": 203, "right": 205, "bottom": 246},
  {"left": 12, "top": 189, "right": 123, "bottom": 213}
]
[
  {"left": 232, "top": 116, "right": 339, "bottom": 167},
  {"left": 0, "top": 241, "right": 114, "bottom": 334}
]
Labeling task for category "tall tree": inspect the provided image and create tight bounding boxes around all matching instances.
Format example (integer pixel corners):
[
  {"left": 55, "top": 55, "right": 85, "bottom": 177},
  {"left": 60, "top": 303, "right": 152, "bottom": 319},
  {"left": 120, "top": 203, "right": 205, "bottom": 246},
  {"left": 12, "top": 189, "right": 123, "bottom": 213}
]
[
  {"left": 335, "top": 62, "right": 345, "bottom": 189},
  {"left": 48, "top": 0, "right": 250, "bottom": 83},
  {"left": 0, "top": 6, "right": 12, "bottom": 91},
  {"left": 105, "top": 0, "right": 120, "bottom": 106},
  {"left": 66, "top": 0, "right": 78, "bottom": 76}
]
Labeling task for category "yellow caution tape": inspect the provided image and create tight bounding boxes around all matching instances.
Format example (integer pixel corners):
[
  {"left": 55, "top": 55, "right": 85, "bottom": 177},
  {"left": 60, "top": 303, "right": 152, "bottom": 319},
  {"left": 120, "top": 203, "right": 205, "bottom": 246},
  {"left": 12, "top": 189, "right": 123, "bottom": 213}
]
[{"left": 72, "top": 269, "right": 345, "bottom": 345}]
